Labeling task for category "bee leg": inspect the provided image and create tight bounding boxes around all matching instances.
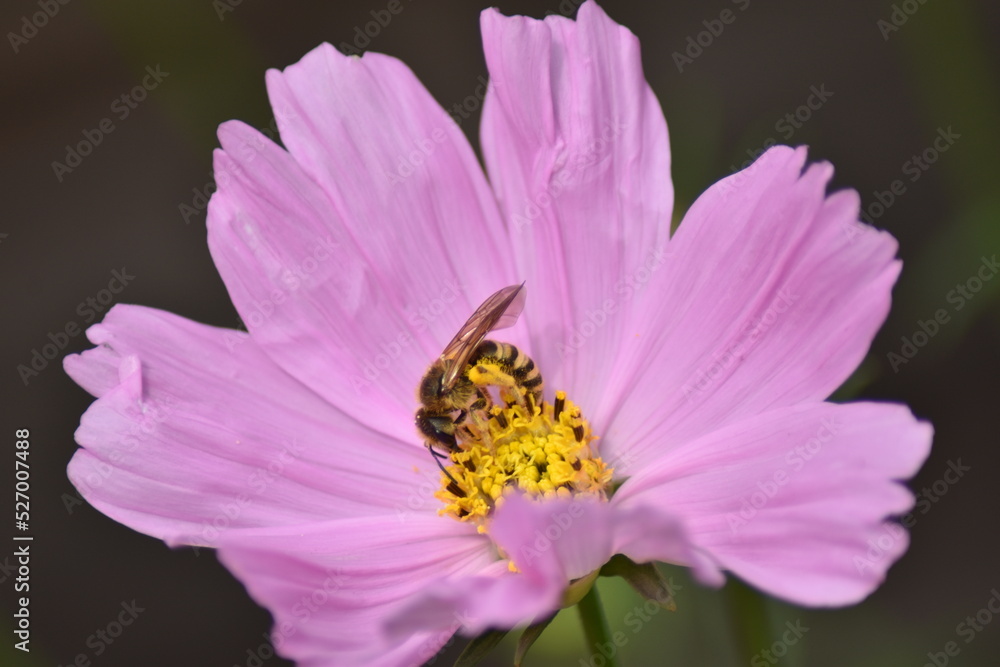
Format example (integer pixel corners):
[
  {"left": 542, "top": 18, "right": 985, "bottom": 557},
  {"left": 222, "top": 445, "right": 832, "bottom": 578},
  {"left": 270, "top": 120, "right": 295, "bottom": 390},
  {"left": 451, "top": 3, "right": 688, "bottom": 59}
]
[
  {"left": 469, "top": 390, "right": 499, "bottom": 445},
  {"left": 469, "top": 364, "right": 525, "bottom": 409},
  {"left": 453, "top": 392, "right": 494, "bottom": 446},
  {"left": 506, "top": 384, "right": 531, "bottom": 410},
  {"left": 500, "top": 381, "right": 529, "bottom": 411},
  {"left": 453, "top": 409, "right": 476, "bottom": 443},
  {"left": 465, "top": 412, "right": 490, "bottom": 445},
  {"left": 427, "top": 445, "right": 462, "bottom": 487}
]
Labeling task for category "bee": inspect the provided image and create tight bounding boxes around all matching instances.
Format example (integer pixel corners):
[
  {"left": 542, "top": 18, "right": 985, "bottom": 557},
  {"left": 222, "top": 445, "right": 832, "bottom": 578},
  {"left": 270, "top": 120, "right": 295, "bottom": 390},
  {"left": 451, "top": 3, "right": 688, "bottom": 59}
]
[{"left": 415, "top": 283, "right": 544, "bottom": 461}]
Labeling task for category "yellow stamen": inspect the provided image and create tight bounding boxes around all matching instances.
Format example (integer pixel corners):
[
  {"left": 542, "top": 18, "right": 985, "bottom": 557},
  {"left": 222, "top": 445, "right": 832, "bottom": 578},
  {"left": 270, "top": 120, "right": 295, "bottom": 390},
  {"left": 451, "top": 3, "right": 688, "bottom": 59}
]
[{"left": 435, "top": 390, "right": 612, "bottom": 528}]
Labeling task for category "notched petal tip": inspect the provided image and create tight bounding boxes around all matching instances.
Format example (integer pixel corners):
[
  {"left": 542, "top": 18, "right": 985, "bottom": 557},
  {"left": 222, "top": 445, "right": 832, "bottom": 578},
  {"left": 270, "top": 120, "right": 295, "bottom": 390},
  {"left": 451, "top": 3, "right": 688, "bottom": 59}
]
[{"left": 614, "top": 401, "right": 932, "bottom": 607}]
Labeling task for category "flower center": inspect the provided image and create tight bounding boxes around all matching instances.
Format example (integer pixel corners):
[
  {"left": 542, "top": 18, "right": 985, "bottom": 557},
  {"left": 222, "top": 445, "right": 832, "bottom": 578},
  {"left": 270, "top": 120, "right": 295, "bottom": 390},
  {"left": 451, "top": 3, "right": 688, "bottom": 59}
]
[{"left": 436, "top": 389, "right": 612, "bottom": 529}]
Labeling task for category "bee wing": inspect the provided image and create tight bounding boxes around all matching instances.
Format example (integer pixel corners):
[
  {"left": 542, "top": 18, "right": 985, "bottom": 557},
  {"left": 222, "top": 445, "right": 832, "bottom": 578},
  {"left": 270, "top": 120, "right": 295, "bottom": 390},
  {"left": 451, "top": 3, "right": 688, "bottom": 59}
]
[{"left": 440, "top": 283, "right": 526, "bottom": 390}]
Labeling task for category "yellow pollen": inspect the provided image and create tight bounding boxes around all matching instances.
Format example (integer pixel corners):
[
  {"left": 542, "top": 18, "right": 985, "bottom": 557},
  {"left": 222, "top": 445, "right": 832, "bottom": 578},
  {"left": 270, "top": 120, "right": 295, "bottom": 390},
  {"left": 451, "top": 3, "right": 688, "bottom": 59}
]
[{"left": 435, "top": 390, "right": 612, "bottom": 527}]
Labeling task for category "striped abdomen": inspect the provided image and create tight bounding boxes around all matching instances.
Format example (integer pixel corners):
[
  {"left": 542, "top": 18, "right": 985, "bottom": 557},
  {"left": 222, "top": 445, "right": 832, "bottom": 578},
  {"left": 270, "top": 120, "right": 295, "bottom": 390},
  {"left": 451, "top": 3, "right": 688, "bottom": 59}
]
[{"left": 472, "top": 340, "right": 544, "bottom": 403}]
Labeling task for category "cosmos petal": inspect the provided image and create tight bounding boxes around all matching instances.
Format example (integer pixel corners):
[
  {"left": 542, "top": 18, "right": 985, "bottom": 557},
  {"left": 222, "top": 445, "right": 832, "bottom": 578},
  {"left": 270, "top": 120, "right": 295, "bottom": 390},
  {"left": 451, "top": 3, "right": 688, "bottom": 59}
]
[
  {"left": 63, "top": 343, "right": 123, "bottom": 397},
  {"left": 603, "top": 146, "right": 903, "bottom": 470},
  {"left": 216, "top": 515, "right": 494, "bottom": 667},
  {"left": 384, "top": 561, "right": 552, "bottom": 639},
  {"left": 480, "top": 2, "right": 674, "bottom": 412},
  {"left": 389, "top": 493, "right": 721, "bottom": 635},
  {"left": 611, "top": 504, "right": 724, "bottom": 587},
  {"left": 63, "top": 305, "right": 435, "bottom": 546},
  {"left": 387, "top": 494, "right": 600, "bottom": 636},
  {"left": 612, "top": 401, "right": 932, "bottom": 605},
  {"left": 208, "top": 42, "right": 514, "bottom": 440}
]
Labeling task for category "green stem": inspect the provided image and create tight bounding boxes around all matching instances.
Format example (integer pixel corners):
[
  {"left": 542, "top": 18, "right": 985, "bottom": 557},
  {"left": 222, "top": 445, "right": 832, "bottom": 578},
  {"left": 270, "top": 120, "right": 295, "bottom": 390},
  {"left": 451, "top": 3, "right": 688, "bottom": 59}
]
[
  {"left": 577, "top": 584, "right": 620, "bottom": 667},
  {"left": 724, "top": 578, "right": 771, "bottom": 663}
]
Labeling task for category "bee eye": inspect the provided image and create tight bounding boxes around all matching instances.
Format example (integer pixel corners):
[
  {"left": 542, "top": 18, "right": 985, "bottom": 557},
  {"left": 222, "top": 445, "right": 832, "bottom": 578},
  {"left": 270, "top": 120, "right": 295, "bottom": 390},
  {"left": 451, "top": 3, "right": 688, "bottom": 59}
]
[{"left": 428, "top": 416, "right": 452, "bottom": 432}]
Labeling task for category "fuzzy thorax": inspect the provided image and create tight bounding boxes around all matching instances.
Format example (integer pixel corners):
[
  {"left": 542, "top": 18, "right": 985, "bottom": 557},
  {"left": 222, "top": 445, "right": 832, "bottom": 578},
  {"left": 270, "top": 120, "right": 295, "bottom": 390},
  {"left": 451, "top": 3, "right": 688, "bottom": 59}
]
[{"left": 436, "top": 389, "right": 612, "bottom": 529}]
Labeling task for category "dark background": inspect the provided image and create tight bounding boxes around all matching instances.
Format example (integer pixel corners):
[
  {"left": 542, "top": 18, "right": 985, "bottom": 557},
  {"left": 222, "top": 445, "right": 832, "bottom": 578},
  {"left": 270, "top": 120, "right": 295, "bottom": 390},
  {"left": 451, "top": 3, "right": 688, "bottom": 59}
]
[{"left": 2, "top": 0, "right": 999, "bottom": 665}]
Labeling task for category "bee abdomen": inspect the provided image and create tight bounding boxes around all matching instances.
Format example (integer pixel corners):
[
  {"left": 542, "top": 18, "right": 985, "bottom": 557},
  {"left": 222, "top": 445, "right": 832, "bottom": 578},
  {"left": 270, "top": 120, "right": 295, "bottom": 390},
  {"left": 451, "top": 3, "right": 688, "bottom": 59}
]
[
  {"left": 475, "top": 340, "right": 544, "bottom": 399},
  {"left": 474, "top": 340, "right": 501, "bottom": 360},
  {"left": 502, "top": 344, "right": 544, "bottom": 392}
]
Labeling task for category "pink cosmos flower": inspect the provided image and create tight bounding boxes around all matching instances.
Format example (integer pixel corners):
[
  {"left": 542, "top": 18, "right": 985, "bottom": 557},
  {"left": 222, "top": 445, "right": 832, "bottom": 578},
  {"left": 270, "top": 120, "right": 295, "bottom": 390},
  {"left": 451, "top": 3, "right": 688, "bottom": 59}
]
[{"left": 65, "top": 2, "right": 932, "bottom": 665}]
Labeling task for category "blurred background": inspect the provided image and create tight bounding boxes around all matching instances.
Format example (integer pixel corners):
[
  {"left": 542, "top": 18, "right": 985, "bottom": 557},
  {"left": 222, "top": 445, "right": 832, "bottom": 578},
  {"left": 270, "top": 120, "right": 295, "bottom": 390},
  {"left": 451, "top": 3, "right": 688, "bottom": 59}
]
[{"left": 2, "top": 0, "right": 998, "bottom": 665}]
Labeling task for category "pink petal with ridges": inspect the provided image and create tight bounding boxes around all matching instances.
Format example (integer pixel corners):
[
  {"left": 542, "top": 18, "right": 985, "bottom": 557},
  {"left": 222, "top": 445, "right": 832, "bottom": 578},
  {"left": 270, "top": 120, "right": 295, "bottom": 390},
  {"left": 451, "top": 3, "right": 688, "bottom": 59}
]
[
  {"left": 480, "top": 3, "right": 674, "bottom": 418},
  {"left": 64, "top": 305, "right": 437, "bottom": 546},
  {"left": 216, "top": 515, "right": 492, "bottom": 667},
  {"left": 611, "top": 503, "right": 724, "bottom": 587},
  {"left": 63, "top": 343, "right": 123, "bottom": 397},
  {"left": 613, "top": 401, "right": 932, "bottom": 605},
  {"left": 603, "top": 146, "right": 902, "bottom": 470},
  {"left": 208, "top": 121, "right": 422, "bottom": 444},
  {"left": 387, "top": 494, "right": 602, "bottom": 636},
  {"left": 389, "top": 493, "right": 722, "bottom": 635},
  {"left": 208, "top": 43, "right": 518, "bottom": 429}
]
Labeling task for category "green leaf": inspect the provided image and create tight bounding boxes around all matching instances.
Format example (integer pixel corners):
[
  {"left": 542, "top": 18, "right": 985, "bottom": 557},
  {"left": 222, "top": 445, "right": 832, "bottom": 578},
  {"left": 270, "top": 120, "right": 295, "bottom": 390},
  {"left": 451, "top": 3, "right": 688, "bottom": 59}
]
[
  {"left": 453, "top": 628, "right": 508, "bottom": 667},
  {"left": 600, "top": 554, "right": 677, "bottom": 610},
  {"left": 514, "top": 614, "right": 557, "bottom": 667}
]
